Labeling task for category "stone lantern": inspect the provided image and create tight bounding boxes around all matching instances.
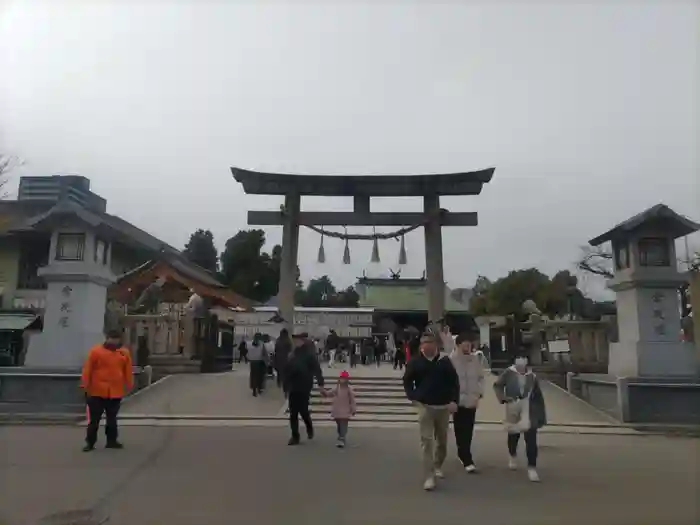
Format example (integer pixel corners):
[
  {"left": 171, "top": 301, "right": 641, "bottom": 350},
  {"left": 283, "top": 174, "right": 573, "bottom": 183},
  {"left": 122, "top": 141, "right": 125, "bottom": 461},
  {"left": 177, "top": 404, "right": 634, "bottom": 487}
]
[
  {"left": 588, "top": 204, "right": 699, "bottom": 378},
  {"left": 22, "top": 202, "right": 118, "bottom": 368}
]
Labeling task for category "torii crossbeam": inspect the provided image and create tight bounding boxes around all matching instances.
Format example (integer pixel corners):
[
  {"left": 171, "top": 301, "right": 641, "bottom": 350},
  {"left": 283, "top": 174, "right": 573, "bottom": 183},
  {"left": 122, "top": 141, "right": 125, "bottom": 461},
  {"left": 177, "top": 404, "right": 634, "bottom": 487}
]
[{"left": 232, "top": 167, "right": 495, "bottom": 332}]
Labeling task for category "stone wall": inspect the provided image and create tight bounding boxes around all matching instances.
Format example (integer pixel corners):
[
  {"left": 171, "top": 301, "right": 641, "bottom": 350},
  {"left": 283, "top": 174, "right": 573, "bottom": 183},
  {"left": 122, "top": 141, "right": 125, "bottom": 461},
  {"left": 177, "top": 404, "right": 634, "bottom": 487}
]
[{"left": 0, "top": 367, "right": 149, "bottom": 414}]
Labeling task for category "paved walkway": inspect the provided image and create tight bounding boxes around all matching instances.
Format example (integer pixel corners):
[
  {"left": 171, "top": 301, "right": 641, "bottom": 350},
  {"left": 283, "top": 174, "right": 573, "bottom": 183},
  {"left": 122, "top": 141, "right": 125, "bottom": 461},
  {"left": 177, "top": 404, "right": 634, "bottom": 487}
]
[
  {"left": 1, "top": 425, "right": 697, "bottom": 525},
  {"left": 121, "top": 366, "right": 617, "bottom": 427}
]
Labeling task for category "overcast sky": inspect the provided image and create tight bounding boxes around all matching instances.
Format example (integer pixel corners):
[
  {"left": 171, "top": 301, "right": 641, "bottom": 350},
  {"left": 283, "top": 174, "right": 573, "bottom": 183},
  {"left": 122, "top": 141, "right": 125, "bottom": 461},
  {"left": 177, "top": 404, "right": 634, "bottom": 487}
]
[{"left": 1, "top": 0, "right": 698, "bottom": 299}]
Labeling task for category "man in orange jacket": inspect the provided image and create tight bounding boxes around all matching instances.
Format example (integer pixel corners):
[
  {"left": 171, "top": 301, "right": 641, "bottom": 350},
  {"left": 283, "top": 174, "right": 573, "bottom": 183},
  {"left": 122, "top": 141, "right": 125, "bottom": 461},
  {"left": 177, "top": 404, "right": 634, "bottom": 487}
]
[{"left": 81, "top": 329, "right": 134, "bottom": 452}]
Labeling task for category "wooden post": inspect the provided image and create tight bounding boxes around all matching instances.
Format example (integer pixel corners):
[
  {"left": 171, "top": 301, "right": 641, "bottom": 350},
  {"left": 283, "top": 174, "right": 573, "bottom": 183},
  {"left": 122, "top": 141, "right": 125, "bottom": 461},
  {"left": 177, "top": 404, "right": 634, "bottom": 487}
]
[
  {"left": 279, "top": 193, "right": 301, "bottom": 333},
  {"left": 423, "top": 194, "right": 445, "bottom": 335}
]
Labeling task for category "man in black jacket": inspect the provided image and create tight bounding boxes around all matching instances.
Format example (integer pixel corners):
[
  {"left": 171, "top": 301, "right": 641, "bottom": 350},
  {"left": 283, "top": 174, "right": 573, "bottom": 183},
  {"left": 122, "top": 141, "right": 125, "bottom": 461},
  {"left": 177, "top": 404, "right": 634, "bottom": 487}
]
[
  {"left": 274, "top": 328, "right": 292, "bottom": 393},
  {"left": 403, "top": 332, "right": 460, "bottom": 491},
  {"left": 284, "top": 332, "right": 325, "bottom": 446}
]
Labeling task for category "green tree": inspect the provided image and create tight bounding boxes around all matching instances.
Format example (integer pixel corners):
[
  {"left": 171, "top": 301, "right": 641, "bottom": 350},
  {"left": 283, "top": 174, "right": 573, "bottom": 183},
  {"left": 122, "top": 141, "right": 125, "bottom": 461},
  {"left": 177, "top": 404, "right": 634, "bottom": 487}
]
[
  {"left": 296, "top": 275, "right": 360, "bottom": 307},
  {"left": 183, "top": 229, "right": 219, "bottom": 273},
  {"left": 220, "top": 229, "right": 287, "bottom": 303}
]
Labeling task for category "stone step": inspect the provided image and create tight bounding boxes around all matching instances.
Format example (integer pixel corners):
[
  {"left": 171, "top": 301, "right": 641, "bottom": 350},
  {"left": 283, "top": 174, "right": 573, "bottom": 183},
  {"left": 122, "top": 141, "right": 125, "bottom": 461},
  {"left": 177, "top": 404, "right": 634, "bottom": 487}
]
[
  {"left": 311, "top": 398, "right": 411, "bottom": 407},
  {"left": 323, "top": 377, "right": 402, "bottom": 383},
  {"left": 311, "top": 390, "right": 405, "bottom": 398},
  {"left": 310, "top": 406, "right": 416, "bottom": 415}
]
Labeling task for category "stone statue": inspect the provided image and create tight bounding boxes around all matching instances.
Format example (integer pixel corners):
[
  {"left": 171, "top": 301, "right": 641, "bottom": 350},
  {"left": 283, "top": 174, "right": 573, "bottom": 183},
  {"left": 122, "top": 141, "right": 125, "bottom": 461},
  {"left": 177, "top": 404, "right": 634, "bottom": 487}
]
[
  {"left": 131, "top": 276, "right": 166, "bottom": 314},
  {"left": 521, "top": 299, "right": 545, "bottom": 364},
  {"left": 186, "top": 290, "right": 211, "bottom": 319}
]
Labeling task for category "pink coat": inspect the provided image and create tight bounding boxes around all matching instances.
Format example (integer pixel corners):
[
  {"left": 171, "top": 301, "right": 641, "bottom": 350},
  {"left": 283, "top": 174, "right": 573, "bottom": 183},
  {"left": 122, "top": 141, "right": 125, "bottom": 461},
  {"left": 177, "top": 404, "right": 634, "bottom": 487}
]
[{"left": 328, "top": 385, "right": 357, "bottom": 419}]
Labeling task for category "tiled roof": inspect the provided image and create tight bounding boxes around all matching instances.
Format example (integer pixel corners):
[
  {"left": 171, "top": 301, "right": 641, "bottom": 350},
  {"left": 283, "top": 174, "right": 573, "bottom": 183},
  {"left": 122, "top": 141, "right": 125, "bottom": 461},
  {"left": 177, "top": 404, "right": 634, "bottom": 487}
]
[
  {"left": 11, "top": 199, "right": 227, "bottom": 289},
  {"left": 589, "top": 204, "right": 700, "bottom": 246}
]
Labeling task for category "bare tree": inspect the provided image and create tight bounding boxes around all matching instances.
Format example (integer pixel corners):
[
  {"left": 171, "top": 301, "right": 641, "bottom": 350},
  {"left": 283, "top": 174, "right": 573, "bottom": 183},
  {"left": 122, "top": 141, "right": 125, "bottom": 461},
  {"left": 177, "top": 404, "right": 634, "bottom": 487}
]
[
  {"left": 0, "top": 154, "right": 20, "bottom": 199},
  {"left": 576, "top": 245, "right": 614, "bottom": 279}
]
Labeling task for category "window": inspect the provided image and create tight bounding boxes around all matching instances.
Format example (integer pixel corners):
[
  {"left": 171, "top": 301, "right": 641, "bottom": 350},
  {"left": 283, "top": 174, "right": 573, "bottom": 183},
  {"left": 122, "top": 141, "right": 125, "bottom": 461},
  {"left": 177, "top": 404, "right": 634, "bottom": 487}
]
[
  {"left": 17, "top": 236, "right": 50, "bottom": 289},
  {"left": 94, "top": 238, "right": 108, "bottom": 264},
  {"left": 614, "top": 243, "right": 630, "bottom": 270},
  {"left": 638, "top": 237, "right": 671, "bottom": 267},
  {"left": 55, "top": 233, "right": 86, "bottom": 261}
]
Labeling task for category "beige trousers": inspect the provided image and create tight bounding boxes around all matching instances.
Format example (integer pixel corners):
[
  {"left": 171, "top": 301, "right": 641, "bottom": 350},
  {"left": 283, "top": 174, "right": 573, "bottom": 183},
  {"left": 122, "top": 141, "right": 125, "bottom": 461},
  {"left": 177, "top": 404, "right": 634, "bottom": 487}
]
[{"left": 416, "top": 403, "right": 450, "bottom": 479}]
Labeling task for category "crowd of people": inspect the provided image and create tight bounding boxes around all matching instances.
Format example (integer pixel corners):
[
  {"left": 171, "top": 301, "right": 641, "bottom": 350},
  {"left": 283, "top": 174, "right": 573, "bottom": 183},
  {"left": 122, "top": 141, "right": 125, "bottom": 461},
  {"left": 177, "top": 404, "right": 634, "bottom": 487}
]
[
  {"left": 79, "top": 326, "right": 546, "bottom": 491},
  {"left": 240, "top": 326, "right": 546, "bottom": 490}
]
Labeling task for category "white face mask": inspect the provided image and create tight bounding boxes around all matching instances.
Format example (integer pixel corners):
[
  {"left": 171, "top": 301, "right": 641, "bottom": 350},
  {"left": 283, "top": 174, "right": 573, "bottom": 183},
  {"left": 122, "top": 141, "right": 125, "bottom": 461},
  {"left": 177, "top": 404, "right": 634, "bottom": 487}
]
[{"left": 514, "top": 357, "right": 528, "bottom": 368}]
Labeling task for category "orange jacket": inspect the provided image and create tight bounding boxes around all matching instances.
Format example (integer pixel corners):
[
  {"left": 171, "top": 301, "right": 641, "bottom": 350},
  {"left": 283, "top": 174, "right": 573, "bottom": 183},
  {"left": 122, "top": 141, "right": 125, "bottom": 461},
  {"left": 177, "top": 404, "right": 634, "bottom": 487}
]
[{"left": 81, "top": 344, "right": 134, "bottom": 398}]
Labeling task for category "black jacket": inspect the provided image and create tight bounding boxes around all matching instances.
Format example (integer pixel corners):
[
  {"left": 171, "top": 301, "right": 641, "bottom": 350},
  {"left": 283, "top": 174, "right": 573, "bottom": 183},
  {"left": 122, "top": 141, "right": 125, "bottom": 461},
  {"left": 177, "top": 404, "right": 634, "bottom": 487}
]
[
  {"left": 284, "top": 346, "right": 325, "bottom": 393},
  {"left": 403, "top": 354, "right": 459, "bottom": 406},
  {"left": 273, "top": 336, "right": 292, "bottom": 370}
]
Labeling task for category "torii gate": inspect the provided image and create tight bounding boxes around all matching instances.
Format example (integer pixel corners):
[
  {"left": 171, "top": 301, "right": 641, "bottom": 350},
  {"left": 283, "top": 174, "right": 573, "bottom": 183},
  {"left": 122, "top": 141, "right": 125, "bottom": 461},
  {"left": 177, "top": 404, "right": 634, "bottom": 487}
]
[{"left": 232, "top": 167, "right": 495, "bottom": 334}]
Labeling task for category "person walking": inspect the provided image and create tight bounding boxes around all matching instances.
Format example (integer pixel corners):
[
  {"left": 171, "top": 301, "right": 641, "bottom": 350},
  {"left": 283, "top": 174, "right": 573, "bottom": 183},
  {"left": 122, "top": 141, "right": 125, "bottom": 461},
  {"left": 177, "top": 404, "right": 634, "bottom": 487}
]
[
  {"left": 326, "top": 330, "right": 339, "bottom": 368},
  {"left": 374, "top": 337, "right": 386, "bottom": 367},
  {"left": 284, "top": 332, "right": 325, "bottom": 445},
  {"left": 248, "top": 333, "right": 269, "bottom": 397},
  {"left": 402, "top": 333, "right": 460, "bottom": 491},
  {"left": 393, "top": 338, "right": 406, "bottom": 370},
  {"left": 238, "top": 339, "right": 248, "bottom": 364},
  {"left": 274, "top": 328, "right": 292, "bottom": 393},
  {"left": 81, "top": 329, "right": 133, "bottom": 452},
  {"left": 321, "top": 370, "right": 357, "bottom": 448},
  {"left": 449, "top": 331, "right": 485, "bottom": 473},
  {"left": 493, "top": 356, "right": 547, "bottom": 482},
  {"left": 349, "top": 341, "right": 358, "bottom": 368}
]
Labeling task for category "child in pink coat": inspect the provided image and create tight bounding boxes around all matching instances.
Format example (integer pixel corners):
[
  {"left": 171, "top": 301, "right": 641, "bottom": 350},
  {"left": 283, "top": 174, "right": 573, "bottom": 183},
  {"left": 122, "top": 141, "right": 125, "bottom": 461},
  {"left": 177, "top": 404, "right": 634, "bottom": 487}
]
[{"left": 322, "top": 370, "right": 357, "bottom": 448}]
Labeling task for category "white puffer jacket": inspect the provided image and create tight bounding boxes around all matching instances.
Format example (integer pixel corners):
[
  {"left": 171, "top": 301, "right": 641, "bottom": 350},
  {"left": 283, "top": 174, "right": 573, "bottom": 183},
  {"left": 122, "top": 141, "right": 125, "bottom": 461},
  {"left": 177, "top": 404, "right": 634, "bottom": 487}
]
[{"left": 449, "top": 350, "right": 485, "bottom": 408}]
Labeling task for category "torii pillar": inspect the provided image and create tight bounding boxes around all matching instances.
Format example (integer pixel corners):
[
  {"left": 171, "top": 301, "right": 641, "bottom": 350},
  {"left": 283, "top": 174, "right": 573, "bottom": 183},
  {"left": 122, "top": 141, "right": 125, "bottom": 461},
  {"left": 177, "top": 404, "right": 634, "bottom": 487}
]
[
  {"left": 232, "top": 167, "right": 495, "bottom": 334},
  {"left": 278, "top": 193, "right": 301, "bottom": 331}
]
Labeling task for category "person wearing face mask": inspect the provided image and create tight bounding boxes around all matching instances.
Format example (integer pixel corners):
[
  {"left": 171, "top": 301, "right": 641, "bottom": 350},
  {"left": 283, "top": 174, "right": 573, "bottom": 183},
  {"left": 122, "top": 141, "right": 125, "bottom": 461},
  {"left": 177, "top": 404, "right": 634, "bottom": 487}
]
[
  {"left": 403, "top": 332, "right": 460, "bottom": 491},
  {"left": 493, "top": 355, "right": 547, "bottom": 482},
  {"left": 80, "top": 329, "right": 134, "bottom": 452},
  {"left": 449, "top": 331, "right": 485, "bottom": 473}
]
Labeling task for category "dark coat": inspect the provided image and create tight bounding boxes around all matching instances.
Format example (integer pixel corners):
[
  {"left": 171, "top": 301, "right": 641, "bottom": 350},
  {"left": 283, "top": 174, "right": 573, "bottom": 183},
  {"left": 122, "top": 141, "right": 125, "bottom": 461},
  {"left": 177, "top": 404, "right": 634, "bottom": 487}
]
[
  {"left": 273, "top": 336, "right": 292, "bottom": 371},
  {"left": 403, "top": 354, "right": 460, "bottom": 406},
  {"left": 284, "top": 345, "right": 325, "bottom": 393}
]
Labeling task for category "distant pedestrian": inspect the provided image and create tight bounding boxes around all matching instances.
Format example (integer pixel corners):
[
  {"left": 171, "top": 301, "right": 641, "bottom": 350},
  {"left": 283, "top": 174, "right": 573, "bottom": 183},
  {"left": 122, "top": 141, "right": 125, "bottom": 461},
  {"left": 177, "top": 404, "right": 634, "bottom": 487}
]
[
  {"left": 284, "top": 332, "right": 325, "bottom": 445},
  {"left": 274, "top": 328, "right": 292, "bottom": 393},
  {"left": 493, "top": 356, "right": 547, "bottom": 482},
  {"left": 321, "top": 370, "right": 357, "bottom": 448},
  {"left": 81, "top": 329, "right": 133, "bottom": 452},
  {"left": 449, "top": 331, "right": 485, "bottom": 473},
  {"left": 374, "top": 337, "right": 386, "bottom": 367},
  {"left": 393, "top": 340, "right": 406, "bottom": 370},
  {"left": 248, "top": 333, "right": 269, "bottom": 397},
  {"left": 238, "top": 340, "right": 248, "bottom": 363},
  {"left": 403, "top": 333, "right": 460, "bottom": 491},
  {"left": 349, "top": 341, "right": 358, "bottom": 368},
  {"left": 326, "top": 330, "right": 339, "bottom": 367}
]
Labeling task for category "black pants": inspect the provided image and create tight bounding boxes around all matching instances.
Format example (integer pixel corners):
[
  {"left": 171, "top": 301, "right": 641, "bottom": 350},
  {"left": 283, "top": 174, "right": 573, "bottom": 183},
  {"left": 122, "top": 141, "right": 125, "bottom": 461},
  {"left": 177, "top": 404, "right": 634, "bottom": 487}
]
[
  {"left": 85, "top": 396, "right": 121, "bottom": 446},
  {"left": 453, "top": 407, "right": 477, "bottom": 466},
  {"left": 249, "top": 361, "right": 266, "bottom": 394},
  {"left": 508, "top": 429, "right": 538, "bottom": 467},
  {"left": 288, "top": 390, "right": 313, "bottom": 440},
  {"left": 393, "top": 353, "right": 405, "bottom": 370}
]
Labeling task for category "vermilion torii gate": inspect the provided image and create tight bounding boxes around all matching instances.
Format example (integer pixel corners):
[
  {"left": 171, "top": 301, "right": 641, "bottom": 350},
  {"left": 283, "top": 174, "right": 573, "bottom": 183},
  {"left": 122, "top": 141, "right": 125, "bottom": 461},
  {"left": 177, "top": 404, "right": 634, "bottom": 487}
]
[{"left": 232, "top": 167, "right": 495, "bottom": 334}]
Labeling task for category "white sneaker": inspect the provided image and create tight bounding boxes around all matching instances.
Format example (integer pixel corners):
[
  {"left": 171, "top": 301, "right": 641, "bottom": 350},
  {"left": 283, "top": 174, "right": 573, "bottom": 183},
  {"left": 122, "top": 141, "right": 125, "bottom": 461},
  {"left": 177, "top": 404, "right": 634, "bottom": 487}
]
[
  {"left": 465, "top": 464, "right": 477, "bottom": 474},
  {"left": 527, "top": 468, "right": 540, "bottom": 482},
  {"left": 434, "top": 468, "right": 445, "bottom": 479},
  {"left": 508, "top": 456, "right": 518, "bottom": 470},
  {"left": 423, "top": 477, "right": 436, "bottom": 491}
]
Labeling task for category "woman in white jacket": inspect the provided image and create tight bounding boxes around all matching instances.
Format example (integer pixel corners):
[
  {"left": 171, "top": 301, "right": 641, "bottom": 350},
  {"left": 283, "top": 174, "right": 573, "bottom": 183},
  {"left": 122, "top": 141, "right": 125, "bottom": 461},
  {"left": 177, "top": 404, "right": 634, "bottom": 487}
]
[{"left": 449, "top": 331, "right": 485, "bottom": 473}]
